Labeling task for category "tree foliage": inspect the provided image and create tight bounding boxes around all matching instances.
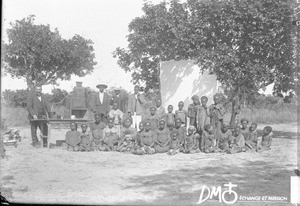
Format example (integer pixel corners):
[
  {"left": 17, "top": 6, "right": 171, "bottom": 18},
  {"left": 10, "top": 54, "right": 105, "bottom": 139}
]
[
  {"left": 3, "top": 15, "right": 97, "bottom": 89},
  {"left": 114, "top": 0, "right": 296, "bottom": 124}
]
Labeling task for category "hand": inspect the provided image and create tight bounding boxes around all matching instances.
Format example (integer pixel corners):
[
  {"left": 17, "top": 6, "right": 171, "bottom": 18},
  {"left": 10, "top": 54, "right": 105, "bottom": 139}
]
[{"left": 33, "top": 115, "right": 38, "bottom": 120}]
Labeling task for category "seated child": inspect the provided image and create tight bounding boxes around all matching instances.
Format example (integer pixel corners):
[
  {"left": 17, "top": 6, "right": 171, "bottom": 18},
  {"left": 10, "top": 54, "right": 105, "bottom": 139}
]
[
  {"left": 175, "top": 101, "right": 188, "bottom": 127},
  {"left": 228, "top": 125, "right": 246, "bottom": 154},
  {"left": 145, "top": 106, "right": 159, "bottom": 130},
  {"left": 154, "top": 119, "right": 171, "bottom": 153},
  {"left": 183, "top": 126, "right": 200, "bottom": 154},
  {"left": 90, "top": 114, "right": 107, "bottom": 151},
  {"left": 245, "top": 122, "right": 258, "bottom": 151},
  {"left": 218, "top": 124, "right": 232, "bottom": 153},
  {"left": 171, "top": 118, "right": 187, "bottom": 143},
  {"left": 117, "top": 118, "right": 137, "bottom": 153},
  {"left": 136, "top": 121, "right": 156, "bottom": 155},
  {"left": 167, "top": 131, "right": 182, "bottom": 155},
  {"left": 79, "top": 124, "right": 92, "bottom": 152},
  {"left": 165, "top": 105, "right": 175, "bottom": 130},
  {"left": 258, "top": 126, "right": 273, "bottom": 151},
  {"left": 63, "top": 122, "right": 81, "bottom": 152},
  {"left": 103, "top": 118, "right": 120, "bottom": 151},
  {"left": 202, "top": 124, "right": 220, "bottom": 153},
  {"left": 240, "top": 118, "right": 249, "bottom": 137}
]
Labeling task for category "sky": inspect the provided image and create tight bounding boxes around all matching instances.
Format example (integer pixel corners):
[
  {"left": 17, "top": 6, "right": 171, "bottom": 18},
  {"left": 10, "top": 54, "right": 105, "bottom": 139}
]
[
  {"left": 1, "top": 0, "right": 163, "bottom": 93},
  {"left": 1, "top": 0, "right": 273, "bottom": 95}
]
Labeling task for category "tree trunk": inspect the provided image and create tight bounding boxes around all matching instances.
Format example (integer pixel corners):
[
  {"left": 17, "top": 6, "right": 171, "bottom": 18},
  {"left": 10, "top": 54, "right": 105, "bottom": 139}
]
[{"left": 229, "top": 93, "right": 242, "bottom": 126}]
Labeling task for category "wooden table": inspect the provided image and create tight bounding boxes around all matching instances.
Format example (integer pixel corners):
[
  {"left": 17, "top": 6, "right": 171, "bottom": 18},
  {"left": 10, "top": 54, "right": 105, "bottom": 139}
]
[{"left": 30, "top": 119, "right": 93, "bottom": 148}]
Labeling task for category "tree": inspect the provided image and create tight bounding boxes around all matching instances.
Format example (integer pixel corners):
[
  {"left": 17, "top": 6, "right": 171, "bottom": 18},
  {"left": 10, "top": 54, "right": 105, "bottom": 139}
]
[
  {"left": 3, "top": 15, "right": 97, "bottom": 90},
  {"left": 114, "top": 0, "right": 296, "bottom": 125}
]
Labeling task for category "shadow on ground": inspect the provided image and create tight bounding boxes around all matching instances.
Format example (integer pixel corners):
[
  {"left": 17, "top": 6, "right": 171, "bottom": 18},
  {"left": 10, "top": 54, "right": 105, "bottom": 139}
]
[{"left": 118, "top": 160, "right": 294, "bottom": 205}]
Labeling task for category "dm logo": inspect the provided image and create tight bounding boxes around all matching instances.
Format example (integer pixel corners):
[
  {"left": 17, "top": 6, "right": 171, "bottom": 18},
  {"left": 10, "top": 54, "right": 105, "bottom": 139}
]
[{"left": 197, "top": 182, "right": 238, "bottom": 204}]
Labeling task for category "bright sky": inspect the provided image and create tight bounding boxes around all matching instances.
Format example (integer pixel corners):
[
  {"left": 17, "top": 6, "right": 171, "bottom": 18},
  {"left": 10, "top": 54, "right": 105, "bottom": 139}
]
[
  {"left": 1, "top": 0, "right": 273, "bottom": 95},
  {"left": 2, "top": 0, "right": 163, "bottom": 93}
]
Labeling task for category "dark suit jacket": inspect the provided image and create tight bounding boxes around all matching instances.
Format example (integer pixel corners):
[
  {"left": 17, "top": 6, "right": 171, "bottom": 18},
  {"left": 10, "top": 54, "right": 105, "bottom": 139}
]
[
  {"left": 91, "top": 92, "right": 111, "bottom": 115},
  {"left": 27, "top": 92, "right": 52, "bottom": 120}
]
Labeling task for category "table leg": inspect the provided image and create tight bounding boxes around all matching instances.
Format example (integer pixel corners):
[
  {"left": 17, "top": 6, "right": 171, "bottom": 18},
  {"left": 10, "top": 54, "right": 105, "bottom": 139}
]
[{"left": 48, "top": 122, "right": 51, "bottom": 148}]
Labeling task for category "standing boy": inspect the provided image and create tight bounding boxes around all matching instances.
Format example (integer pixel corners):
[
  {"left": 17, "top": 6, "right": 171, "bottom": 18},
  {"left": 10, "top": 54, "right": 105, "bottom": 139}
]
[
  {"left": 127, "top": 85, "right": 145, "bottom": 130},
  {"left": 175, "top": 101, "right": 188, "bottom": 127}
]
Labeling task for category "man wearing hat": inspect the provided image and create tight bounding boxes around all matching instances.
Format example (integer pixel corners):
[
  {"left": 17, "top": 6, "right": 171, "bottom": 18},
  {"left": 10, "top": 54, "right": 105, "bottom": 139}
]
[
  {"left": 27, "top": 86, "right": 52, "bottom": 148},
  {"left": 110, "top": 87, "right": 127, "bottom": 113},
  {"left": 127, "top": 85, "right": 145, "bottom": 131},
  {"left": 90, "top": 84, "right": 111, "bottom": 123}
]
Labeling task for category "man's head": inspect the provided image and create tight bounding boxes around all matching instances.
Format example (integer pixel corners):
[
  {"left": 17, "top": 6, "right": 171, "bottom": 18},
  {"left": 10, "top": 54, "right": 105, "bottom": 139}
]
[
  {"left": 159, "top": 119, "right": 165, "bottom": 129},
  {"left": 178, "top": 101, "right": 184, "bottom": 110},
  {"left": 263, "top": 126, "right": 272, "bottom": 136},
  {"left": 174, "top": 118, "right": 181, "bottom": 128},
  {"left": 81, "top": 124, "right": 88, "bottom": 133},
  {"left": 96, "top": 84, "right": 107, "bottom": 92},
  {"left": 139, "top": 122, "right": 144, "bottom": 131},
  {"left": 145, "top": 121, "right": 151, "bottom": 131},
  {"left": 213, "top": 93, "right": 223, "bottom": 104},
  {"left": 134, "top": 85, "right": 140, "bottom": 94},
  {"left": 94, "top": 114, "right": 101, "bottom": 123},
  {"left": 123, "top": 117, "right": 132, "bottom": 128},
  {"left": 150, "top": 106, "right": 156, "bottom": 116},
  {"left": 191, "top": 95, "right": 200, "bottom": 104},
  {"left": 113, "top": 102, "right": 119, "bottom": 110},
  {"left": 201, "top": 96, "right": 208, "bottom": 106},
  {"left": 70, "top": 122, "right": 77, "bottom": 131},
  {"left": 108, "top": 118, "right": 114, "bottom": 128},
  {"left": 250, "top": 122, "right": 257, "bottom": 132},
  {"left": 114, "top": 88, "right": 121, "bottom": 95},
  {"left": 35, "top": 86, "right": 42, "bottom": 97},
  {"left": 156, "top": 99, "right": 162, "bottom": 108},
  {"left": 233, "top": 125, "right": 241, "bottom": 137},
  {"left": 167, "top": 105, "right": 173, "bottom": 113},
  {"left": 240, "top": 118, "right": 249, "bottom": 129}
]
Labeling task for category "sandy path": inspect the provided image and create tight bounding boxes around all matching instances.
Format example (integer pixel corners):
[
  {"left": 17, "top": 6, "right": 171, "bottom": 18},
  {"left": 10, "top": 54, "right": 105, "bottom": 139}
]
[{"left": 0, "top": 124, "right": 298, "bottom": 205}]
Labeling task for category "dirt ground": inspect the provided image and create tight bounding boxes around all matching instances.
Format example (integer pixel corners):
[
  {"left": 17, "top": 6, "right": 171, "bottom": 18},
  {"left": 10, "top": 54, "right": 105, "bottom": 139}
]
[{"left": 0, "top": 123, "right": 298, "bottom": 205}]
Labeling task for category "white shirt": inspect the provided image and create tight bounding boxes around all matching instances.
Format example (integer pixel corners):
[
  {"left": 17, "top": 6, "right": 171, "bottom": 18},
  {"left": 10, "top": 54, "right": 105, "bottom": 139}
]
[
  {"left": 99, "top": 92, "right": 104, "bottom": 104},
  {"left": 38, "top": 96, "right": 42, "bottom": 102}
]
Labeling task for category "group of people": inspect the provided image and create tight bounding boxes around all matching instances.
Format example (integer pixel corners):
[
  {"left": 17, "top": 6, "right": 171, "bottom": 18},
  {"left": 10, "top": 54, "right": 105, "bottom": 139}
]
[{"left": 62, "top": 84, "right": 273, "bottom": 154}]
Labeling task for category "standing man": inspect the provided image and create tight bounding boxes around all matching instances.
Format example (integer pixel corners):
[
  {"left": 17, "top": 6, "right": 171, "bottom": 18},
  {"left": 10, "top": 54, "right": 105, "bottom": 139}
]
[
  {"left": 127, "top": 85, "right": 145, "bottom": 130},
  {"left": 27, "top": 86, "right": 52, "bottom": 148},
  {"left": 110, "top": 87, "right": 127, "bottom": 113},
  {"left": 90, "top": 84, "right": 111, "bottom": 123}
]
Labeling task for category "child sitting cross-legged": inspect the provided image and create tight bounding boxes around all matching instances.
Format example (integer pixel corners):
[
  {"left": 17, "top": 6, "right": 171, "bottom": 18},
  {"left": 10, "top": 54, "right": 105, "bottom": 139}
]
[
  {"left": 202, "top": 124, "right": 221, "bottom": 153},
  {"left": 218, "top": 124, "right": 232, "bottom": 153},
  {"left": 79, "top": 124, "right": 92, "bottom": 152},
  {"left": 257, "top": 126, "right": 273, "bottom": 152},
  {"left": 63, "top": 122, "right": 81, "bottom": 152},
  {"left": 167, "top": 131, "right": 182, "bottom": 155},
  {"left": 102, "top": 118, "right": 120, "bottom": 151},
  {"left": 154, "top": 119, "right": 171, "bottom": 153},
  {"left": 228, "top": 125, "right": 246, "bottom": 154},
  {"left": 136, "top": 121, "right": 156, "bottom": 155},
  {"left": 245, "top": 122, "right": 258, "bottom": 151},
  {"left": 183, "top": 126, "right": 201, "bottom": 154},
  {"left": 117, "top": 118, "right": 137, "bottom": 153}
]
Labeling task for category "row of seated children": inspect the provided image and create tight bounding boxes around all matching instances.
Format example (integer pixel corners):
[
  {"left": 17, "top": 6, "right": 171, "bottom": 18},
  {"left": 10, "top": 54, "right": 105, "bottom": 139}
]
[{"left": 63, "top": 111, "right": 273, "bottom": 154}]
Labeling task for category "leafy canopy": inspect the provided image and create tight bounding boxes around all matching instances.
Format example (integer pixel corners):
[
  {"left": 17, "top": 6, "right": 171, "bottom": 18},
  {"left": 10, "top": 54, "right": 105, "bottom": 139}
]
[{"left": 3, "top": 15, "right": 97, "bottom": 89}]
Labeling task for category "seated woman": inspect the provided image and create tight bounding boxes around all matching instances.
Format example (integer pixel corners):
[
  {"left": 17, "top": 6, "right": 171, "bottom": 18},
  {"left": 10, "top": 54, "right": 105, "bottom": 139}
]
[
  {"left": 257, "top": 126, "right": 273, "bottom": 152},
  {"left": 90, "top": 114, "right": 107, "bottom": 151},
  {"left": 154, "top": 119, "right": 171, "bottom": 153},
  {"left": 136, "top": 121, "right": 156, "bottom": 155},
  {"left": 117, "top": 117, "right": 137, "bottom": 153},
  {"left": 102, "top": 118, "right": 120, "bottom": 151},
  {"left": 183, "top": 126, "right": 200, "bottom": 154}
]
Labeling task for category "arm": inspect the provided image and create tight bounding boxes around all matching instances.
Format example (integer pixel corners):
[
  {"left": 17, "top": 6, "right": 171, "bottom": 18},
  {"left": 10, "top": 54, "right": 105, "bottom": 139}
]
[{"left": 27, "top": 95, "right": 37, "bottom": 118}]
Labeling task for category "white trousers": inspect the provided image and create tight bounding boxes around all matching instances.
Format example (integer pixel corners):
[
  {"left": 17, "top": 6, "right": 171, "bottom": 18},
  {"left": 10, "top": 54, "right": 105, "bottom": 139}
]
[{"left": 132, "top": 113, "right": 142, "bottom": 131}]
